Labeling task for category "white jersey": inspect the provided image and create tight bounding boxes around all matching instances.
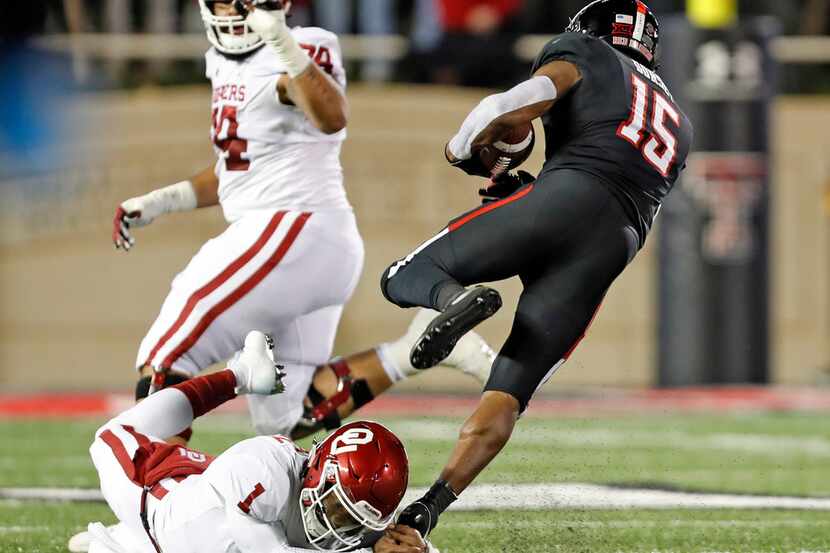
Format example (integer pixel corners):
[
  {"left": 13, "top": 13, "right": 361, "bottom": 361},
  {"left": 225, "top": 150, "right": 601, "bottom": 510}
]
[
  {"left": 152, "top": 435, "right": 317, "bottom": 553},
  {"left": 206, "top": 27, "right": 351, "bottom": 223}
]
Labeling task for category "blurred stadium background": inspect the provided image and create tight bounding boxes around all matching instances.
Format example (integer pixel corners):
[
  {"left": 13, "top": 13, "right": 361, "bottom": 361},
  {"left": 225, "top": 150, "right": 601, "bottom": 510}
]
[{"left": 1, "top": 1, "right": 830, "bottom": 552}]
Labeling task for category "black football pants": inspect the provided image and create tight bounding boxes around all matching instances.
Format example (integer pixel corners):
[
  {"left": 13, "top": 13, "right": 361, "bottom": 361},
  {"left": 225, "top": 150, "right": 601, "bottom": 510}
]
[{"left": 381, "top": 169, "right": 640, "bottom": 411}]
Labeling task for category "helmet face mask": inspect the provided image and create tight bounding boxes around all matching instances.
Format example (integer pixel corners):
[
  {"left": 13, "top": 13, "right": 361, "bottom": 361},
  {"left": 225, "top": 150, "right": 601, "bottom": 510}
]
[
  {"left": 566, "top": 0, "right": 660, "bottom": 69},
  {"left": 299, "top": 459, "right": 387, "bottom": 551},
  {"left": 298, "top": 422, "right": 409, "bottom": 552},
  {"left": 199, "top": 0, "right": 263, "bottom": 55}
]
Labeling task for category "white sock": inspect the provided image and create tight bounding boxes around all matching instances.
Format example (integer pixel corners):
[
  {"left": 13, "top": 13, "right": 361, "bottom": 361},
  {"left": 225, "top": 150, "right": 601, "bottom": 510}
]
[
  {"left": 111, "top": 388, "right": 193, "bottom": 442},
  {"left": 376, "top": 342, "right": 417, "bottom": 383},
  {"left": 376, "top": 308, "right": 446, "bottom": 382}
]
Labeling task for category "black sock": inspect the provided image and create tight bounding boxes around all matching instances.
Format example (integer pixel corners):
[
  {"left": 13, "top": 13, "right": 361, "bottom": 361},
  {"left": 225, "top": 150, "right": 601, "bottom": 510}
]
[{"left": 432, "top": 281, "right": 466, "bottom": 311}]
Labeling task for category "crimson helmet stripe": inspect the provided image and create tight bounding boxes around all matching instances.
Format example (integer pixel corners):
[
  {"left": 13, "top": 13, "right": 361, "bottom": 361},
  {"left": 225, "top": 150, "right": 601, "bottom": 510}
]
[{"left": 633, "top": 1, "right": 648, "bottom": 42}]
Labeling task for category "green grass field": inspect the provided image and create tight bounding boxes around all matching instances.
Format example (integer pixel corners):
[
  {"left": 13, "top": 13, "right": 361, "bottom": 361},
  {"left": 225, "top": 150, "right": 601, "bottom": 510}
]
[{"left": 2, "top": 411, "right": 829, "bottom": 552}]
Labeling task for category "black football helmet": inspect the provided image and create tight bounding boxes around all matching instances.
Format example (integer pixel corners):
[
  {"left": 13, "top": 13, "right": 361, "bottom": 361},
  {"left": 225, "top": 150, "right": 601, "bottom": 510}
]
[{"left": 566, "top": 0, "right": 660, "bottom": 69}]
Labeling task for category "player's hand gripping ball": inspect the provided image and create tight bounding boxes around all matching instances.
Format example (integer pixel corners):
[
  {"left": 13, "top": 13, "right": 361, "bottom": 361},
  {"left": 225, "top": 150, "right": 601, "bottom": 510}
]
[
  {"left": 447, "top": 122, "right": 535, "bottom": 178},
  {"left": 478, "top": 170, "right": 535, "bottom": 204},
  {"left": 477, "top": 122, "right": 535, "bottom": 176}
]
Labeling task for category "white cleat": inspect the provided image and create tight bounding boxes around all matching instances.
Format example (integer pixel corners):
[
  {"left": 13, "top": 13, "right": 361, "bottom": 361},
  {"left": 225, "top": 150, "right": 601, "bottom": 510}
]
[
  {"left": 409, "top": 308, "right": 496, "bottom": 384},
  {"left": 228, "top": 331, "right": 286, "bottom": 395}
]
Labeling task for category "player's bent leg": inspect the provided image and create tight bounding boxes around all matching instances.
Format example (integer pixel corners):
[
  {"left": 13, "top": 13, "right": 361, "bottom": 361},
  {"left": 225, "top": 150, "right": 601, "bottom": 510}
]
[
  {"left": 289, "top": 309, "right": 498, "bottom": 439},
  {"left": 134, "top": 364, "right": 194, "bottom": 445},
  {"left": 409, "top": 286, "right": 502, "bottom": 369},
  {"left": 384, "top": 307, "right": 497, "bottom": 383}
]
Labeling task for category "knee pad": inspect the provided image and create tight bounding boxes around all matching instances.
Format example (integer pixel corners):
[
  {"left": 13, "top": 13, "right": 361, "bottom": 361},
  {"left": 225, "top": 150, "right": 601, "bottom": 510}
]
[
  {"left": 292, "top": 359, "right": 376, "bottom": 437},
  {"left": 135, "top": 371, "right": 193, "bottom": 442},
  {"left": 135, "top": 371, "right": 190, "bottom": 400}
]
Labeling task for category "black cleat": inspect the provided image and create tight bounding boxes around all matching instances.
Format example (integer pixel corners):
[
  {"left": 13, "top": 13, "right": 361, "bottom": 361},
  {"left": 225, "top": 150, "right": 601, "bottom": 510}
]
[{"left": 410, "top": 286, "right": 502, "bottom": 369}]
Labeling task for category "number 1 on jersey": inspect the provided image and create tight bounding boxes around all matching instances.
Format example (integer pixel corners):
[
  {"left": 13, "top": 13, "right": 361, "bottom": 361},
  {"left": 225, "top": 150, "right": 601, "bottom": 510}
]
[{"left": 617, "top": 75, "right": 681, "bottom": 177}]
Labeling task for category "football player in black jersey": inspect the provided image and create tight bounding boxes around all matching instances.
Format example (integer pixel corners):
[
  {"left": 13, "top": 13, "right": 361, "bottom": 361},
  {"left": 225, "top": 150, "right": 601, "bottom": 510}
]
[{"left": 380, "top": 0, "right": 694, "bottom": 538}]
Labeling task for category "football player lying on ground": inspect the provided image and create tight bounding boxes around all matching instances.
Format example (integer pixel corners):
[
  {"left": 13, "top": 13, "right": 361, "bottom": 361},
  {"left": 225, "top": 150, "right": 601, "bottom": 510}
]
[
  {"left": 69, "top": 331, "right": 437, "bottom": 553},
  {"left": 380, "top": 0, "right": 693, "bottom": 537},
  {"left": 113, "top": 0, "right": 494, "bottom": 444}
]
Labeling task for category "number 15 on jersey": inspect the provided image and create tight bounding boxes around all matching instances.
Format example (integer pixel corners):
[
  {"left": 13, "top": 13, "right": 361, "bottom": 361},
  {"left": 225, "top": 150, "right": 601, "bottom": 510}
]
[{"left": 617, "top": 74, "right": 682, "bottom": 178}]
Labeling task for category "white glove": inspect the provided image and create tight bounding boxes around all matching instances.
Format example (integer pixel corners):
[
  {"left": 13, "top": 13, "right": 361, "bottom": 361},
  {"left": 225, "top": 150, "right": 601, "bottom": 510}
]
[
  {"left": 243, "top": 1, "right": 288, "bottom": 41},
  {"left": 112, "top": 180, "right": 196, "bottom": 251},
  {"left": 243, "top": 1, "right": 310, "bottom": 77}
]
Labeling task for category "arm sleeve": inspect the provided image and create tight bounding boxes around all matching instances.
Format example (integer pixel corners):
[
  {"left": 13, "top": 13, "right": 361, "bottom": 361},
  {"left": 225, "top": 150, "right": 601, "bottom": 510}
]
[{"left": 447, "top": 76, "right": 557, "bottom": 160}]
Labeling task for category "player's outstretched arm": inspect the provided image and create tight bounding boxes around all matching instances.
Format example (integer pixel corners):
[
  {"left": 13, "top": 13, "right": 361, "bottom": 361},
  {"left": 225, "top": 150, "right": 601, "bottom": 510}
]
[
  {"left": 445, "top": 60, "right": 581, "bottom": 165},
  {"left": 396, "top": 391, "right": 520, "bottom": 538},
  {"left": 243, "top": 2, "right": 347, "bottom": 135},
  {"left": 112, "top": 164, "right": 218, "bottom": 251}
]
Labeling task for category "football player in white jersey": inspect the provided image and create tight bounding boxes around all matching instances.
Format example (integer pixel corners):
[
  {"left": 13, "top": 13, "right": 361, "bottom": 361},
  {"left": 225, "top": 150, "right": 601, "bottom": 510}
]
[
  {"left": 69, "top": 331, "right": 436, "bottom": 553},
  {"left": 111, "top": 0, "right": 494, "bottom": 443}
]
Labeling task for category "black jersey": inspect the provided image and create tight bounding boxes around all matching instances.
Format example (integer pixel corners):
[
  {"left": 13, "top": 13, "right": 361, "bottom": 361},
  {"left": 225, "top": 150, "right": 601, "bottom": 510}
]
[{"left": 531, "top": 33, "right": 693, "bottom": 242}]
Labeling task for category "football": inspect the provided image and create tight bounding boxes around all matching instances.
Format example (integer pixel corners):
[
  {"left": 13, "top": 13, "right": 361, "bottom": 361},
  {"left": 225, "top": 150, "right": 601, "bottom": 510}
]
[{"left": 478, "top": 122, "right": 535, "bottom": 176}]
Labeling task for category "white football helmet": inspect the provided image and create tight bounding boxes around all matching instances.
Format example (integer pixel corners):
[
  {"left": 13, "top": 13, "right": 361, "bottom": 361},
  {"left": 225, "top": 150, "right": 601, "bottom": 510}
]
[{"left": 198, "top": 1, "right": 290, "bottom": 55}]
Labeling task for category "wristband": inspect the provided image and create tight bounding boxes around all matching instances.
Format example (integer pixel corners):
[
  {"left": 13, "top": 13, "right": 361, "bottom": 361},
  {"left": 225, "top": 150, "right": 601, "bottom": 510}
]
[
  {"left": 268, "top": 32, "right": 311, "bottom": 78},
  {"left": 148, "top": 180, "right": 197, "bottom": 215}
]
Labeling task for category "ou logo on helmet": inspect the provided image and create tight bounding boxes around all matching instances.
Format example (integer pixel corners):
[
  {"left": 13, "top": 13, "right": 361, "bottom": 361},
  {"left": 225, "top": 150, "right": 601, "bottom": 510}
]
[{"left": 330, "top": 428, "right": 374, "bottom": 455}]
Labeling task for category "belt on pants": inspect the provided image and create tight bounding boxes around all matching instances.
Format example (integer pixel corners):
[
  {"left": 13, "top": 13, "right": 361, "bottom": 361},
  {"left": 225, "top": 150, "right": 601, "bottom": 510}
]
[{"left": 140, "top": 487, "right": 163, "bottom": 553}]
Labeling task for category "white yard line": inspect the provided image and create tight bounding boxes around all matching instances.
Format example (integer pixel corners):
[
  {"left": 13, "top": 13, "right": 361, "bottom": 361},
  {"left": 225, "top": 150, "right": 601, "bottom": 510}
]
[
  {"left": 0, "top": 525, "right": 49, "bottom": 533},
  {"left": 5, "top": 484, "right": 830, "bottom": 511},
  {"left": 440, "top": 519, "right": 826, "bottom": 529},
  {"left": 392, "top": 420, "right": 830, "bottom": 458},
  {"left": 0, "top": 488, "right": 104, "bottom": 502}
]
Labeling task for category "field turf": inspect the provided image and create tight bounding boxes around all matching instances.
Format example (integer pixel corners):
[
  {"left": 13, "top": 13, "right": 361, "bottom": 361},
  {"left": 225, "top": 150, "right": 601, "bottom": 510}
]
[{"left": 2, "top": 411, "right": 829, "bottom": 552}]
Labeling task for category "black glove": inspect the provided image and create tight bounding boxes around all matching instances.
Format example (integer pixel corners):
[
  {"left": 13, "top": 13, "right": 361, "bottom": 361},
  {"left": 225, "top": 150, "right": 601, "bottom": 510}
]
[
  {"left": 395, "top": 501, "right": 434, "bottom": 538},
  {"left": 395, "top": 480, "right": 458, "bottom": 538},
  {"left": 478, "top": 170, "right": 535, "bottom": 204},
  {"left": 445, "top": 143, "right": 491, "bottom": 178}
]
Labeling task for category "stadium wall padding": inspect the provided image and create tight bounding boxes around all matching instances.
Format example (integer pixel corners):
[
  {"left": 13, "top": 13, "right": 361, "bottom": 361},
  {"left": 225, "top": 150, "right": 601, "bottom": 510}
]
[{"left": 0, "top": 85, "right": 826, "bottom": 392}]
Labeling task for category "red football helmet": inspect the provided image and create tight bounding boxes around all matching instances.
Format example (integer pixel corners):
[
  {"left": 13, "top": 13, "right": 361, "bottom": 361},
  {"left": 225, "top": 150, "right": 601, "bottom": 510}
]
[{"left": 299, "top": 421, "right": 409, "bottom": 552}]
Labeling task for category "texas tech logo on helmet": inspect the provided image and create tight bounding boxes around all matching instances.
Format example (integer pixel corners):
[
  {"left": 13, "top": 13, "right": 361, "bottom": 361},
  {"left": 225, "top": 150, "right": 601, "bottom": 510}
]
[{"left": 567, "top": 0, "right": 661, "bottom": 68}]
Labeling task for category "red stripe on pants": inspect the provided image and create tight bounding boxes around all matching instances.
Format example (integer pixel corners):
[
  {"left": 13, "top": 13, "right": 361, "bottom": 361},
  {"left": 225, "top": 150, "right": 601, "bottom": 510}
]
[
  {"left": 99, "top": 429, "right": 139, "bottom": 483},
  {"left": 564, "top": 302, "right": 603, "bottom": 360},
  {"left": 143, "top": 211, "right": 288, "bottom": 368},
  {"left": 159, "top": 212, "right": 312, "bottom": 369},
  {"left": 448, "top": 184, "right": 534, "bottom": 232}
]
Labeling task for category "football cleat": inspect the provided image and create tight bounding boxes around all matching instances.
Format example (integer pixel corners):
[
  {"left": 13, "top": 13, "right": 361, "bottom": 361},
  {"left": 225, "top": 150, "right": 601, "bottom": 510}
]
[
  {"left": 406, "top": 308, "right": 496, "bottom": 383},
  {"left": 227, "top": 331, "right": 286, "bottom": 395},
  {"left": 410, "top": 287, "right": 502, "bottom": 370}
]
